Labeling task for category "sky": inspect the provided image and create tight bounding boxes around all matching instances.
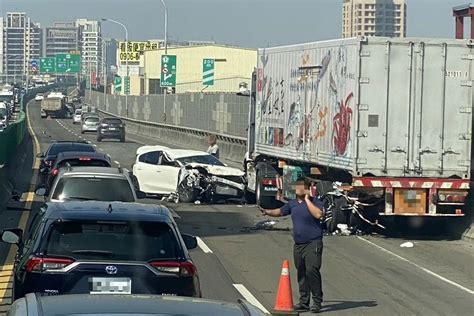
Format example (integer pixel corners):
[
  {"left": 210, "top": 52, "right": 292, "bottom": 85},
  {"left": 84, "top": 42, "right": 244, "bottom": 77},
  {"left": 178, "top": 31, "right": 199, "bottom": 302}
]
[{"left": 0, "top": 0, "right": 469, "bottom": 48}]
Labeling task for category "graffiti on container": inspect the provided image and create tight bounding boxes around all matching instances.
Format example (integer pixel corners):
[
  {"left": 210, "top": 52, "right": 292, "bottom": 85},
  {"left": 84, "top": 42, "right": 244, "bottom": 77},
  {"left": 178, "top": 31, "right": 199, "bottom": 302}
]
[
  {"left": 284, "top": 100, "right": 304, "bottom": 150},
  {"left": 332, "top": 92, "right": 354, "bottom": 156},
  {"left": 313, "top": 105, "right": 328, "bottom": 140}
]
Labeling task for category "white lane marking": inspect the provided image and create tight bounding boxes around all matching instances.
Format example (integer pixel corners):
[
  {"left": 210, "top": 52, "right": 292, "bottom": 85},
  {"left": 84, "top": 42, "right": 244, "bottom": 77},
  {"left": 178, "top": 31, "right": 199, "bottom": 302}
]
[
  {"left": 196, "top": 237, "right": 213, "bottom": 254},
  {"left": 233, "top": 284, "right": 270, "bottom": 314},
  {"left": 93, "top": 144, "right": 97, "bottom": 147},
  {"left": 86, "top": 141, "right": 91, "bottom": 144},
  {"left": 357, "top": 237, "right": 474, "bottom": 295}
]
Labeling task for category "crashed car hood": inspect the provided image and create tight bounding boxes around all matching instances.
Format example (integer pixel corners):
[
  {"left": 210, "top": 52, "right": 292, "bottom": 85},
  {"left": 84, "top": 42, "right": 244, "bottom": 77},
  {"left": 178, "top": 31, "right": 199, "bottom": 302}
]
[{"left": 185, "top": 163, "right": 244, "bottom": 176}]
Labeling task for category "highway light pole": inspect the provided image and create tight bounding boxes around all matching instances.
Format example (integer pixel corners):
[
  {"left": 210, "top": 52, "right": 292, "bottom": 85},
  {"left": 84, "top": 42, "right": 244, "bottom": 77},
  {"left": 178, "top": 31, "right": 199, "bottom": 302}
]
[
  {"left": 160, "top": 0, "right": 169, "bottom": 122},
  {"left": 102, "top": 18, "right": 129, "bottom": 117}
]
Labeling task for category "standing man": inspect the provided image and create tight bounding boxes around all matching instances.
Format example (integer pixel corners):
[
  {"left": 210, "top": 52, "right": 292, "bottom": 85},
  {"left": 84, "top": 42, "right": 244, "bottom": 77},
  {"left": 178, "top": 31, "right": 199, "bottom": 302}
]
[
  {"left": 259, "top": 178, "right": 324, "bottom": 313},
  {"left": 206, "top": 134, "right": 220, "bottom": 159}
]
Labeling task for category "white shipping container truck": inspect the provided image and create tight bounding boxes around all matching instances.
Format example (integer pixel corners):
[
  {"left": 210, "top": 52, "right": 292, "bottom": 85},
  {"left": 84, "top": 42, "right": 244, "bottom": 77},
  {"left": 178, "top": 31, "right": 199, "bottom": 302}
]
[{"left": 246, "top": 37, "right": 473, "bottom": 230}]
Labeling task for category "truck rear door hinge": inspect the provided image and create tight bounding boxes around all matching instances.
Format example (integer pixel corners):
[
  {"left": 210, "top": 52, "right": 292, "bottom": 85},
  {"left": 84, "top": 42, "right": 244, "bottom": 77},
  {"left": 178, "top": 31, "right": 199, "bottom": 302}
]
[
  {"left": 357, "top": 158, "right": 367, "bottom": 165},
  {"left": 359, "top": 77, "right": 370, "bottom": 84},
  {"left": 459, "top": 107, "right": 472, "bottom": 114},
  {"left": 459, "top": 133, "right": 471, "bottom": 140},
  {"left": 358, "top": 104, "right": 369, "bottom": 111},
  {"left": 462, "top": 54, "right": 474, "bottom": 60},
  {"left": 357, "top": 131, "right": 368, "bottom": 137},
  {"left": 360, "top": 50, "right": 371, "bottom": 57},
  {"left": 458, "top": 160, "right": 470, "bottom": 167},
  {"left": 461, "top": 80, "right": 473, "bottom": 87}
]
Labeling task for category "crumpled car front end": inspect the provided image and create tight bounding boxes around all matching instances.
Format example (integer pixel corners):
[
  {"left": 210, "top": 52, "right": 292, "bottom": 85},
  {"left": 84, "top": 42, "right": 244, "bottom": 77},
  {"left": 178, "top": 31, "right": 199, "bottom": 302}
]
[{"left": 174, "top": 164, "right": 246, "bottom": 203}]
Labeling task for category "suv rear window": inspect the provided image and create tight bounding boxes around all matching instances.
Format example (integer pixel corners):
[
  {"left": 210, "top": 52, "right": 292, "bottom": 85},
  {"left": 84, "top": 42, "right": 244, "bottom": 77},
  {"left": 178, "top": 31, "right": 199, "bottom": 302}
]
[
  {"left": 104, "top": 118, "right": 123, "bottom": 124},
  {"left": 57, "top": 159, "right": 111, "bottom": 168},
  {"left": 45, "top": 221, "right": 178, "bottom": 261},
  {"left": 51, "top": 177, "right": 135, "bottom": 202},
  {"left": 85, "top": 117, "right": 99, "bottom": 122}
]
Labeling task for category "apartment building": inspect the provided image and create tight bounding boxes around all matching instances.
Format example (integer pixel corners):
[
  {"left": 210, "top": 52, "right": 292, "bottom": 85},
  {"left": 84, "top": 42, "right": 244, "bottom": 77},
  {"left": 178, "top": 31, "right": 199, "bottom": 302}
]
[
  {"left": 1, "top": 12, "right": 42, "bottom": 77},
  {"left": 45, "top": 22, "right": 81, "bottom": 57},
  {"left": 343, "top": 0, "right": 406, "bottom": 38},
  {"left": 75, "top": 19, "right": 102, "bottom": 80}
]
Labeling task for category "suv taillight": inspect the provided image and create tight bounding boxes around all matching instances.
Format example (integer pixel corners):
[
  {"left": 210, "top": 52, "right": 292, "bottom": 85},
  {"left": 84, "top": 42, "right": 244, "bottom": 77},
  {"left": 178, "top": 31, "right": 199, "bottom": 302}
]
[
  {"left": 26, "top": 257, "right": 75, "bottom": 272},
  {"left": 150, "top": 261, "right": 197, "bottom": 277}
]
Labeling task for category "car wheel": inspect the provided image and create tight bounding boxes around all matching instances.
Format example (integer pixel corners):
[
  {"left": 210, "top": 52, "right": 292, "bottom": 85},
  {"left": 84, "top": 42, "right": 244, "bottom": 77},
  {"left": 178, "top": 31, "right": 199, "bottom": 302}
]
[{"left": 178, "top": 180, "right": 197, "bottom": 203}]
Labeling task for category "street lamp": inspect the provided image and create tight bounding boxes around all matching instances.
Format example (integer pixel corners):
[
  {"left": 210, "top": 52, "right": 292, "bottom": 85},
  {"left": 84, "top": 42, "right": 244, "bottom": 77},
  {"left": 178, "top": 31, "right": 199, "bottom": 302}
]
[
  {"left": 101, "top": 18, "right": 129, "bottom": 117},
  {"left": 160, "top": 0, "right": 168, "bottom": 54}
]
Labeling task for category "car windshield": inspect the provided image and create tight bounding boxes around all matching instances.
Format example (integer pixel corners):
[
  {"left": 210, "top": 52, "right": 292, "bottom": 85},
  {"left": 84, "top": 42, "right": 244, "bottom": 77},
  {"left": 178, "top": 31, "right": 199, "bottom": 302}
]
[
  {"left": 47, "top": 144, "right": 95, "bottom": 156},
  {"left": 44, "top": 220, "right": 179, "bottom": 261},
  {"left": 51, "top": 177, "right": 135, "bottom": 202},
  {"left": 57, "top": 159, "right": 111, "bottom": 168},
  {"left": 177, "top": 154, "right": 225, "bottom": 166}
]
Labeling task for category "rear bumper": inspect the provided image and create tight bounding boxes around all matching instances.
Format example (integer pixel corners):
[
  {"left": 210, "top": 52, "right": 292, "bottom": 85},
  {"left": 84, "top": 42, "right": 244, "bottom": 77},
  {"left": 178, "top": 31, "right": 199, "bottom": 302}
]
[{"left": 82, "top": 126, "right": 98, "bottom": 132}]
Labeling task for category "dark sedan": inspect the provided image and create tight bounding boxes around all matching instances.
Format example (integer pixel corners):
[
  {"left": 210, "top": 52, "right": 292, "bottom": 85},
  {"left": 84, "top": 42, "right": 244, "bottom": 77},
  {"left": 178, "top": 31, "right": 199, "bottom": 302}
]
[
  {"left": 38, "top": 141, "right": 96, "bottom": 177},
  {"left": 45, "top": 151, "right": 112, "bottom": 189}
]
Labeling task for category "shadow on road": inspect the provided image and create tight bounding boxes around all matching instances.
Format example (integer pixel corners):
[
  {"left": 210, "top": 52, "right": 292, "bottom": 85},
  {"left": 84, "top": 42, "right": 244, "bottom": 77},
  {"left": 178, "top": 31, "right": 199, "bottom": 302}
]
[{"left": 321, "top": 300, "right": 377, "bottom": 312}]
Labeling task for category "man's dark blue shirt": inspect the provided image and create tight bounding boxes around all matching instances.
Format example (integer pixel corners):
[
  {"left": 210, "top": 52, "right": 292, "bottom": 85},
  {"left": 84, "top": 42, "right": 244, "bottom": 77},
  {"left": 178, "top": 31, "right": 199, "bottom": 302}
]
[{"left": 280, "top": 197, "right": 324, "bottom": 244}]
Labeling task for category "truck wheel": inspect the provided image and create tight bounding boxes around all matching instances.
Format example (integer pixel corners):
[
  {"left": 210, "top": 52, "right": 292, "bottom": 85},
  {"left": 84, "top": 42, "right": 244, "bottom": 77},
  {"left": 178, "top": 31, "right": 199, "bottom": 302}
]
[
  {"left": 326, "top": 197, "right": 347, "bottom": 233},
  {"left": 178, "top": 181, "right": 197, "bottom": 203}
]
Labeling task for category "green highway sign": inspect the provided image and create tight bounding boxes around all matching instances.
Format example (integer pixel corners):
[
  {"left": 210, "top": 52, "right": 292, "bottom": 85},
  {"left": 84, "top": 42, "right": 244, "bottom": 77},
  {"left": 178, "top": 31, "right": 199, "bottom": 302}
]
[
  {"left": 124, "top": 76, "right": 130, "bottom": 95},
  {"left": 39, "top": 57, "right": 56, "bottom": 73},
  {"left": 56, "top": 53, "right": 81, "bottom": 73},
  {"left": 160, "top": 55, "right": 177, "bottom": 87},
  {"left": 114, "top": 76, "right": 122, "bottom": 93},
  {"left": 203, "top": 58, "right": 215, "bottom": 85}
]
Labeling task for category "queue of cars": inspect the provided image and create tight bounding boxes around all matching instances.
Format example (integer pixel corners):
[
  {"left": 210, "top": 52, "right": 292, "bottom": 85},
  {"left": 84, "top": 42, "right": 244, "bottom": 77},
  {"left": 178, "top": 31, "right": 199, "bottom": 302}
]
[{"left": 1, "top": 99, "right": 267, "bottom": 315}]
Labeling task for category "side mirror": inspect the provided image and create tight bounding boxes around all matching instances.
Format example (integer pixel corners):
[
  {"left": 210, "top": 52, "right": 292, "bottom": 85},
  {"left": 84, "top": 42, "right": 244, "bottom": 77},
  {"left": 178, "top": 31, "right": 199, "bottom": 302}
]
[
  {"left": 1, "top": 229, "right": 22, "bottom": 245},
  {"left": 136, "top": 191, "right": 146, "bottom": 199},
  {"left": 35, "top": 187, "right": 47, "bottom": 196},
  {"left": 181, "top": 234, "right": 198, "bottom": 250}
]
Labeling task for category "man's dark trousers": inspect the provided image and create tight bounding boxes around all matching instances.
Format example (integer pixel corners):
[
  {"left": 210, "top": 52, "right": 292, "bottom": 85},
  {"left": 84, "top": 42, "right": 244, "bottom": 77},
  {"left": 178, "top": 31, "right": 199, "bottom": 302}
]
[{"left": 293, "top": 239, "right": 323, "bottom": 307}]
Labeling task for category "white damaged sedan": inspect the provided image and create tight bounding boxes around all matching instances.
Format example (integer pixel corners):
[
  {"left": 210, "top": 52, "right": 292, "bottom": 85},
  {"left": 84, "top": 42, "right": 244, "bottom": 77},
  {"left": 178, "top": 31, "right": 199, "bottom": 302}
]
[{"left": 132, "top": 146, "right": 246, "bottom": 203}]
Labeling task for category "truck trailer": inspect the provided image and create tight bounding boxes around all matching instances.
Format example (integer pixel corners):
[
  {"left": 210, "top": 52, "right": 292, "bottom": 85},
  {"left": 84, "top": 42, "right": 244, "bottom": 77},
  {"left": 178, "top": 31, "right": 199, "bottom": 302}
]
[
  {"left": 245, "top": 37, "right": 473, "bottom": 230},
  {"left": 41, "top": 93, "right": 66, "bottom": 118}
]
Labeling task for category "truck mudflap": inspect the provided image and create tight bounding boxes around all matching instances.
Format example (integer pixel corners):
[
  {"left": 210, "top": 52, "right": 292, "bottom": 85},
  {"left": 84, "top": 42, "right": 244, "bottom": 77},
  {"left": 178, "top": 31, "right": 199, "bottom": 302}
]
[{"left": 353, "top": 177, "right": 469, "bottom": 216}]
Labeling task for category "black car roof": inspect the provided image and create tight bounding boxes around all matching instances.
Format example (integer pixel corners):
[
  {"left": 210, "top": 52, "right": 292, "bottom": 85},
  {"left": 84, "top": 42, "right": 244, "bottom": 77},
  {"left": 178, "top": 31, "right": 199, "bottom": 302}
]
[
  {"left": 46, "top": 142, "right": 96, "bottom": 155},
  {"left": 43, "top": 201, "right": 173, "bottom": 223},
  {"left": 55, "top": 151, "right": 110, "bottom": 161}
]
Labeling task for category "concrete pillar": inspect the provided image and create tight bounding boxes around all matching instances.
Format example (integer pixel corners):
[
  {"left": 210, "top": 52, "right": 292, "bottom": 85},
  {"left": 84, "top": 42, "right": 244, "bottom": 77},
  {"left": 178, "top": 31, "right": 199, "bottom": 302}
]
[
  {"left": 471, "top": 14, "right": 474, "bottom": 39},
  {"left": 456, "top": 16, "right": 464, "bottom": 39}
]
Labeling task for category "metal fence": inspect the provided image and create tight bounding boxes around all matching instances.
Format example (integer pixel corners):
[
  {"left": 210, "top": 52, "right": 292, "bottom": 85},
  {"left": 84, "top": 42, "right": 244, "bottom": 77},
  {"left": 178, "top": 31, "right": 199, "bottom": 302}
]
[{"left": 87, "top": 90, "right": 250, "bottom": 139}]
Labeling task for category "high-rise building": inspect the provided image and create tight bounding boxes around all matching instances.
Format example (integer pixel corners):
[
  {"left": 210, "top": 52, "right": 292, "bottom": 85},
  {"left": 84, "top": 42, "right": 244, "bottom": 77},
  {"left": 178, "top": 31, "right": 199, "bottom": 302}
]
[
  {"left": 75, "top": 19, "right": 102, "bottom": 81},
  {"left": 1, "top": 12, "right": 42, "bottom": 78},
  {"left": 342, "top": 0, "right": 406, "bottom": 38},
  {"left": 45, "top": 22, "right": 81, "bottom": 57}
]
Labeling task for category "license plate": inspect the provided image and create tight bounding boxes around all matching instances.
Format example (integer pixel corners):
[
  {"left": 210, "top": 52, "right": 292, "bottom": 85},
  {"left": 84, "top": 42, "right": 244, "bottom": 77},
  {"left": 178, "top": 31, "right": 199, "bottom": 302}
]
[
  {"left": 109, "top": 128, "right": 116, "bottom": 130},
  {"left": 90, "top": 277, "right": 131, "bottom": 294},
  {"left": 264, "top": 187, "right": 278, "bottom": 191}
]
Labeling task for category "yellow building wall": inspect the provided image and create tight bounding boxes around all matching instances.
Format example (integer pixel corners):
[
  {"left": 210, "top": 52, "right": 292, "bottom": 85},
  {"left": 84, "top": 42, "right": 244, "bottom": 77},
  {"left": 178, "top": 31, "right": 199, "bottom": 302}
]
[{"left": 143, "top": 45, "right": 257, "bottom": 93}]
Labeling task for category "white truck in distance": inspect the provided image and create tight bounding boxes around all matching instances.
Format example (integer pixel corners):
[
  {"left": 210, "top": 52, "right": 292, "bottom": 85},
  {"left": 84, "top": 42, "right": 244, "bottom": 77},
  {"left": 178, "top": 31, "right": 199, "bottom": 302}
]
[
  {"left": 41, "top": 92, "right": 66, "bottom": 119},
  {"left": 245, "top": 37, "right": 473, "bottom": 231}
]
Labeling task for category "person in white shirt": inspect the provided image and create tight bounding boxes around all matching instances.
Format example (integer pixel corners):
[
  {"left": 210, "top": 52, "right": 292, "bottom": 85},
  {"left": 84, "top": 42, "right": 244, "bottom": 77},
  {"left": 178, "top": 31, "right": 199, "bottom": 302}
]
[{"left": 207, "top": 134, "right": 220, "bottom": 159}]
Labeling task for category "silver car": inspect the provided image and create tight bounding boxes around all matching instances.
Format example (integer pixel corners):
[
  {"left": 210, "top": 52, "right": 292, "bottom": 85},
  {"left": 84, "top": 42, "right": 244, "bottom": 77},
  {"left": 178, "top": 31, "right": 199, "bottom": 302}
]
[
  {"left": 73, "top": 109, "right": 82, "bottom": 124},
  {"left": 81, "top": 115, "right": 99, "bottom": 133}
]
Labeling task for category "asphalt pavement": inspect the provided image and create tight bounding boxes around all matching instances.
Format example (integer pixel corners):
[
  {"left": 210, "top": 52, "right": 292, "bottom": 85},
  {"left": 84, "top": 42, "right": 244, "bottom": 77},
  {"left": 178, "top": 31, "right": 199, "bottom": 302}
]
[{"left": 0, "top": 99, "right": 473, "bottom": 315}]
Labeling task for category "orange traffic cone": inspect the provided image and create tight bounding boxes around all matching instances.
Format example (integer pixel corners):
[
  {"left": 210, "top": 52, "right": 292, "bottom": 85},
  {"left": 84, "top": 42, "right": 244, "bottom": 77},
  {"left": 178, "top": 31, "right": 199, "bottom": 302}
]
[{"left": 273, "top": 260, "right": 299, "bottom": 315}]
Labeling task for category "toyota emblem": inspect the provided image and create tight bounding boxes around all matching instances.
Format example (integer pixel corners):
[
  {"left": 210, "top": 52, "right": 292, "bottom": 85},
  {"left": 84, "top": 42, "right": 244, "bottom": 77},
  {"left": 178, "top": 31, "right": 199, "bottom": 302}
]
[{"left": 105, "top": 265, "right": 118, "bottom": 275}]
